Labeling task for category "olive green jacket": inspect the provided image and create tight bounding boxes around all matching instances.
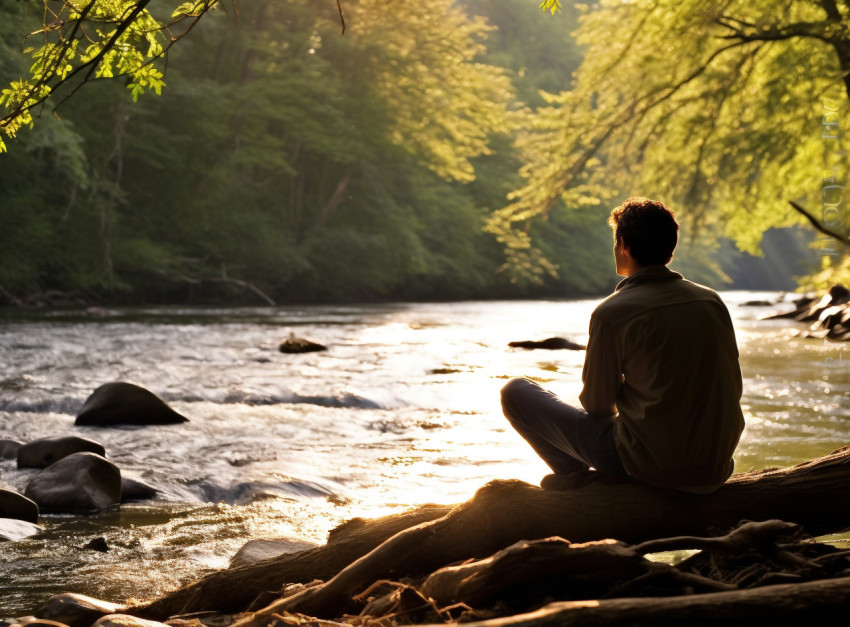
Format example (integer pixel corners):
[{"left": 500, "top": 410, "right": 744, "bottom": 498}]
[{"left": 579, "top": 265, "right": 745, "bottom": 493}]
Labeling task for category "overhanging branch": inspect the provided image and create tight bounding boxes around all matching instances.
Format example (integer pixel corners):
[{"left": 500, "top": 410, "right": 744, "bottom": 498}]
[{"left": 789, "top": 200, "right": 850, "bottom": 248}]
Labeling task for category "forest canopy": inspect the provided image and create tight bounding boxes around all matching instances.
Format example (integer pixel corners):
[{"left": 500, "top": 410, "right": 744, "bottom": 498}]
[{"left": 0, "top": 1, "right": 835, "bottom": 306}]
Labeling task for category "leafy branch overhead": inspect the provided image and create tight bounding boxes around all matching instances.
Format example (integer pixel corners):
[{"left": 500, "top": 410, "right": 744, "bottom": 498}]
[
  {"left": 0, "top": 0, "right": 229, "bottom": 152},
  {"left": 495, "top": 0, "right": 850, "bottom": 264}
]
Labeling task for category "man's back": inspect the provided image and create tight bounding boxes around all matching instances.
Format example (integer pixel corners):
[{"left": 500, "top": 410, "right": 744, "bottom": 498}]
[{"left": 580, "top": 265, "right": 745, "bottom": 493}]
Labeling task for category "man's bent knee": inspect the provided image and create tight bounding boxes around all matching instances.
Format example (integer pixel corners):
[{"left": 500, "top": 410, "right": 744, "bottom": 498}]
[
  {"left": 500, "top": 377, "right": 536, "bottom": 407},
  {"left": 500, "top": 377, "right": 542, "bottom": 427}
]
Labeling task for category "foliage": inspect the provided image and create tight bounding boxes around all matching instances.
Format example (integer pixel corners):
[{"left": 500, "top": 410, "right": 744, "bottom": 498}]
[
  {"left": 2, "top": 0, "right": 610, "bottom": 304},
  {"left": 0, "top": 0, "right": 225, "bottom": 152},
  {"left": 2, "top": 0, "right": 816, "bottom": 305},
  {"left": 539, "top": 0, "right": 562, "bottom": 15},
  {"left": 496, "top": 0, "right": 850, "bottom": 273},
  {"left": 461, "top": 0, "right": 583, "bottom": 108}
]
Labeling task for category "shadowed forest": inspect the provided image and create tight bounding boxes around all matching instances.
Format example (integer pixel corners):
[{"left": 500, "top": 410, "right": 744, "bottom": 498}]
[{"left": 0, "top": 0, "right": 842, "bottom": 305}]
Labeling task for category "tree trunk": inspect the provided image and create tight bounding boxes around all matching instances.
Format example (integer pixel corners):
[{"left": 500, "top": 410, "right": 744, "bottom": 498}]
[{"left": 131, "top": 446, "right": 850, "bottom": 620}]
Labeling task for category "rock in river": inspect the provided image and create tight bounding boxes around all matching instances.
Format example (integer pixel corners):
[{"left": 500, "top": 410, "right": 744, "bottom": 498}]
[
  {"left": 0, "top": 517, "right": 42, "bottom": 541},
  {"left": 229, "top": 536, "right": 320, "bottom": 568},
  {"left": 0, "top": 487, "right": 39, "bottom": 523},
  {"left": 17, "top": 435, "right": 106, "bottom": 469},
  {"left": 24, "top": 452, "right": 121, "bottom": 513},
  {"left": 0, "top": 438, "right": 22, "bottom": 459},
  {"left": 279, "top": 335, "right": 327, "bottom": 353},
  {"left": 508, "top": 336, "right": 586, "bottom": 350},
  {"left": 75, "top": 382, "right": 188, "bottom": 427},
  {"left": 120, "top": 475, "right": 158, "bottom": 502}
]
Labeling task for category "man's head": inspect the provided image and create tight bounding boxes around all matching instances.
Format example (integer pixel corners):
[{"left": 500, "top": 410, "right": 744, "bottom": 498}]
[{"left": 608, "top": 197, "right": 679, "bottom": 273}]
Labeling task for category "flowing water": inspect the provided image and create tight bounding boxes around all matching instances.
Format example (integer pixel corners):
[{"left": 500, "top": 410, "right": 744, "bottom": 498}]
[{"left": 1, "top": 292, "right": 849, "bottom": 616}]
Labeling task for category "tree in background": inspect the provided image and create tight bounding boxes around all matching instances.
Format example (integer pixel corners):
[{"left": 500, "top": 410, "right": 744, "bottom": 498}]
[
  {"left": 6, "top": 0, "right": 582, "bottom": 304},
  {"left": 493, "top": 0, "right": 849, "bottom": 284}
]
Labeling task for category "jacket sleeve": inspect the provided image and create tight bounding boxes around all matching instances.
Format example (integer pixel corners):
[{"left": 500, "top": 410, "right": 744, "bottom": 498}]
[{"left": 579, "top": 312, "right": 620, "bottom": 416}]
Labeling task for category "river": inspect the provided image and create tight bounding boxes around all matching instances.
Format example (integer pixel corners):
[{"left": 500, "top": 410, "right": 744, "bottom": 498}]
[{"left": 1, "top": 292, "right": 849, "bottom": 616}]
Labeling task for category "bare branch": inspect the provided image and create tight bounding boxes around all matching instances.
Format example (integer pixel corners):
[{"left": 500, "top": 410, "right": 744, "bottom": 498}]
[
  {"left": 789, "top": 200, "right": 850, "bottom": 248},
  {"left": 0, "top": 1, "right": 225, "bottom": 136},
  {"left": 716, "top": 17, "right": 834, "bottom": 44},
  {"left": 337, "top": 0, "right": 346, "bottom": 35}
]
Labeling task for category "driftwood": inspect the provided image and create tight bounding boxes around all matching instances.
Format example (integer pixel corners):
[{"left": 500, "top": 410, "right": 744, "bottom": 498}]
[
  {"left": 346, "top": 519, "right": 848, "bottom": 624},
  {"left": 419, "top": 519, "right": 810, "bottom": 611},
  {"left": 457, "top": 577, "right": 850, "bottom": 626},
  {"left": 417, "top": 537, "right": 733, "bottom": 611},
  {"left": 178, "top": 262, "right": 276, "bottom": 306},
  {"left": 130, "top": 446, "right": 850, "bottom": 622},
  {"left": 0, "top": 286, "right": 88, "bottom": 308}
]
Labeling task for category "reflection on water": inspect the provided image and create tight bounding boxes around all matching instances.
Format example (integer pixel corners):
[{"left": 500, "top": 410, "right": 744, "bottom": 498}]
[
  {"left": 736, "top": 320, "right": 850, "bottom": 470},
  {"left": 1, "top": 294, "right": 849, "bottom": 615}
]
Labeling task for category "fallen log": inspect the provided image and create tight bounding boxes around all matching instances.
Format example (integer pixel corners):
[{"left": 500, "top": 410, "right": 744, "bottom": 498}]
[
  {"left": 454, "top": 576, "right": 850, "bottom": 626},
  {"left": 131, "top": 446, "right": 850, "bottom": 621}
]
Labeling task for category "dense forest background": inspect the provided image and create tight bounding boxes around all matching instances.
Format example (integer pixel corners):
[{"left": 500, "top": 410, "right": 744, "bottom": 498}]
[{"left": 0, "top": 0, "right": 825, "bottom": 306}]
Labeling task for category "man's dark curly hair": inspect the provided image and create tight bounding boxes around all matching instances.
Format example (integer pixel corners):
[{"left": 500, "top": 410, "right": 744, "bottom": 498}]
[{"left": 608, "top": 197, "right": 678, "bottom": 267}]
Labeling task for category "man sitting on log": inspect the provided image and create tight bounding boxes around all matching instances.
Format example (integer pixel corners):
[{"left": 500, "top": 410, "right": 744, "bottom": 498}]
[{"left": 501, "top": 197, "right": 745, "bottom": 493}]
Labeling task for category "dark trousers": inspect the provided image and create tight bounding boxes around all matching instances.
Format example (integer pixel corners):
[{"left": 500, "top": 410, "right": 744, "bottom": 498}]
[{"left": 500, "top": 377, "right": 629, "bottom": 478}]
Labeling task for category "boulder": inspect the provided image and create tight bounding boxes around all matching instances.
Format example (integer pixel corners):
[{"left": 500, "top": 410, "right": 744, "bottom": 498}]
[
  {"left": 75, "top": 382, "right": 188, "bottom": 427},
  {"left": 121, "top": 476, "right": 158, "bottom": 502},
  {"left": 35, "top": 593, "right": 123, "bottom": 627},
  {"left": 229, "top": 537, "right": 320, "bottom": 568},
  {"left": 17, "top": 436, "right": 106, "bottom": 469},
  {"left": 279, "top": 336, "right": 327, "bottom": 354},
  {"left": 0, "top": 487, "right": 39, "bottom": 523},
  {"left": 0, "top": 438, "right": 22, "bottom": 459},
  {"left": 0, "top": 517, "right": 42, "bottom": 541},
  {"left": 24, "top": 452, "right": 121, "bottom": 513}
]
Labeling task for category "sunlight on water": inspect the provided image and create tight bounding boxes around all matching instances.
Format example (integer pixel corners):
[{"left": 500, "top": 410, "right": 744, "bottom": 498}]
[{"left": 733, "top": 316, "right": 850, "bottom": 470}]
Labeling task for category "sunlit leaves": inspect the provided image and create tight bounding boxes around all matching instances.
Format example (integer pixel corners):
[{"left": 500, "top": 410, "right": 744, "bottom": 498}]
[
  {"left": 507, "top": 0, "right": 850, "bottom": 264},
  {"left": 345, "top": 0, "right": 514, "bottom": 183},
  {"left": 539, "top": 1, "right": 562, "bottom": 15},
  {"left": 129, "top": 66, "right": 166, "bottom": 101},
  {"left": 173, "top": 1, "right": 216, "bottom": 18},
  {"left": 0, "top": 1, "right": 221, "bottom": 151}
]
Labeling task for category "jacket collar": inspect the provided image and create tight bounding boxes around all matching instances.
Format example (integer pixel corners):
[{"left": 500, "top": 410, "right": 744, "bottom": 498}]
[{"left": 615, "top": 264, "right": 682, "bottom": 291}]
